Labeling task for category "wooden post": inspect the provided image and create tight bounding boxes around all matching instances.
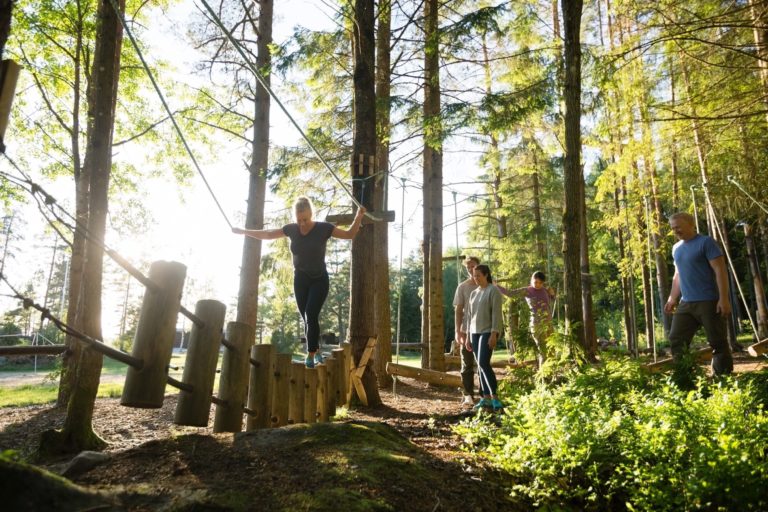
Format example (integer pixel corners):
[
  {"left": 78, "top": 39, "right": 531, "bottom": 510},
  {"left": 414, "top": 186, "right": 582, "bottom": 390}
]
[
  {"left": 331, "top": 347, "right": 346, "bottom": 406},
  {"left": 303, "top": 367, "right": 318, "bottom": 424},
  {"left": 342, "top": 342, "right": 352, "bottom": 404},
  {"left": 174, "top": 300, "right": 226, "bottom": 426},
  {"left": 288, "top": 361, "right": 306, "bottom": 424},
  {"left": 121, "top": 261, "right": 186, "bottom": 408},
  {"left": 349, "top": 337, "right": 376, "bottom": 406},
  {"left": 213, "top": 322, "right": 254, "bottom": 433},
  {"left": 316, "top": 363, "right": 328, "bottom": 423},
  {"left": 386, "top": 362, "right": 462, "bottom": 387},
  {"left": 324, "top": 357, "right": 337, "bottom": 419},
  {"left": 246, "top": 344, "right": 274, "bottom": 430},
  {"left": 270, "top": 353, "right": 291, "bottom": 427}
]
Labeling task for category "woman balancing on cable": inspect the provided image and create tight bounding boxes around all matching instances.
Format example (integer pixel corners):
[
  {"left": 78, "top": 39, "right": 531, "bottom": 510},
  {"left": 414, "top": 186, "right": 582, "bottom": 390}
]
[{"left": 232, "top": 197, "right": 366, "bottom": 368}]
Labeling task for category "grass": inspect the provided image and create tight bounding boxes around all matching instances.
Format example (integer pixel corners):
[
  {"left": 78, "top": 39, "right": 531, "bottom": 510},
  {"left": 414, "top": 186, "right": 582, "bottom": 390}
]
[
  {"left": 0, "top": 345, "right": 513, "bottom": 408},
  {"left": 0, "top": 382, "right": 125, "bottom": 408}
]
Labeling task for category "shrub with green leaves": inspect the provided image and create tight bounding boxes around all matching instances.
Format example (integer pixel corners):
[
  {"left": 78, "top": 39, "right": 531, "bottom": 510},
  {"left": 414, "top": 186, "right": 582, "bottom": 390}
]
[{"left": 455, "top": 359, "right": 768, "bottom": 511}]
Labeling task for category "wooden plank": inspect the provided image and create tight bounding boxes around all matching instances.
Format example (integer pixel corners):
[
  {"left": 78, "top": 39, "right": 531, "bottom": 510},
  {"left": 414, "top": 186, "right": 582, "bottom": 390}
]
[
  {"left": 325, "top": 210, "right": 396, "bottom": 224},
  {"left": 748, "top": 338, "right": 768, "bottom": 357}
]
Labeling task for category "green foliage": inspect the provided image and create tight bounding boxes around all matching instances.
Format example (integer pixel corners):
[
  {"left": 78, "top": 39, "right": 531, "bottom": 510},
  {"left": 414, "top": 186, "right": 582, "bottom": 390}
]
[{"left": 456, "top": 361, "right": 768, "bottom": 510}]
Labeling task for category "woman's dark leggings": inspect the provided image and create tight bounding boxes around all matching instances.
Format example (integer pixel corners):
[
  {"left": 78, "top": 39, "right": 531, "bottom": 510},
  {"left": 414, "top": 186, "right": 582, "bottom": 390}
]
[
  {"left": 293, "top": 270, "right": 329, "bottom": 353},
  {"left": 471, "top": 332, "right": 497, "bottom": 396}
]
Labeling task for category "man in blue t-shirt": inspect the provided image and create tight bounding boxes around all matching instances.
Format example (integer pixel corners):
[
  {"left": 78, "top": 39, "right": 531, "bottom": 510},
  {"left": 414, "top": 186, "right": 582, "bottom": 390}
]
[{"left": 663, "top": 212, "right": 733, "bottom": 377}]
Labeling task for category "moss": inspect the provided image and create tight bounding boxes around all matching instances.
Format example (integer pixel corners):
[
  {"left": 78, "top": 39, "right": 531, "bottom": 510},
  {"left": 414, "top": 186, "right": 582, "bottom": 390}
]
[
  {"left": 285, "top": 488, "right": 393, "bottom": 512},
  {"left": 0, "top": 457, "right": 115, "bottom": 511}
]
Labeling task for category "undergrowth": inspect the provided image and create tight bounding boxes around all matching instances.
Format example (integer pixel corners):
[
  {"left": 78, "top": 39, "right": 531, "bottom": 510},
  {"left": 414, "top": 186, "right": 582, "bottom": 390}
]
[{"left": 455, "top": 356, "right": 768, "bottom": 511}]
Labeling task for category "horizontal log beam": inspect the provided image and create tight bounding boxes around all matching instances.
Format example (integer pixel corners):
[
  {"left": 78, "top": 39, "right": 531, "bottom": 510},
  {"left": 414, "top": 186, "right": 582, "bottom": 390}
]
[
  {"left": 386, "top": 362, "right": 461, "bottom": 387},
  {"left": 325, "top": 210, "right": 396, "bottom": 224},
  {"left": 444, "top": 354, "right": 537, "bottom": 369},
  {"left": 644, "top": 347, "right": 712, "bottom": 373},
  {"left": 0, "top": 344, "right": 67, "bottom": 356},
  {"left": 748, "top": 338, "right": 768, "bottom": 357}
]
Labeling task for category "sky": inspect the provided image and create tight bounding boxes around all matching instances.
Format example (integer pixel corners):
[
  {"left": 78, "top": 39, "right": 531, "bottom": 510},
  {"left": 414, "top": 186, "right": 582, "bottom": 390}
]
[{"left": 0, "top": 0, "right": 486, "bottom": 342}]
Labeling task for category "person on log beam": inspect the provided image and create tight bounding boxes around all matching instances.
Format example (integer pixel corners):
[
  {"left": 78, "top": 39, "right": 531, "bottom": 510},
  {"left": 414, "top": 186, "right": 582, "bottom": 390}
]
[
  {"left": 233, "top": 197, "right": 366, "bottom": 368},
  {"left": 500, "top": 271, "right": 556, "bottom": 369},
  {"left": 464, "top": 264, "right": 504, "bottom": 412},
  {"left": 664, "top": 212, "right": 733, "bottom": 386},
  {"left": 453, "top": 256, "right": 480, "bottom": 409}
]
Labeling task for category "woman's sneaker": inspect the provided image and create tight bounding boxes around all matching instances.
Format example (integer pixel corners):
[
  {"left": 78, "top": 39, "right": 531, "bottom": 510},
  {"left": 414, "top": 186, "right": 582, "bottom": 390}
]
[
  {"left": 491, "top": 398, "right": 504, "bottom": 411},
  {"left": 473, "top": 398, "right": 492, "bottom": 411},
  {"left": 314, "top": 353, "right": 325, "bottom": 365},
  {"left": 305, "top": 355, "right": 315, "bottom": 369}
]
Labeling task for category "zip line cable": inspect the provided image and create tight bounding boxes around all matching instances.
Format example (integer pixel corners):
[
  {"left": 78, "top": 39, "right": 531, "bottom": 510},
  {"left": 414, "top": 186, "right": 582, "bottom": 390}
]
[
  {"left": 196, "top": 0, "right": 381, "bottom": 222},
  {"left": 107, "top": 0, "right": 233, "bottom": 230}
]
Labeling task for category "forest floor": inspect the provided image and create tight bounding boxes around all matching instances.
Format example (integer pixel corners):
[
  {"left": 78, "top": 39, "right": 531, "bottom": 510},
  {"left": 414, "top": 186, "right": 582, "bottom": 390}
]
[{"left": 1, "top": 351, "right": 766, "bottom": 511}]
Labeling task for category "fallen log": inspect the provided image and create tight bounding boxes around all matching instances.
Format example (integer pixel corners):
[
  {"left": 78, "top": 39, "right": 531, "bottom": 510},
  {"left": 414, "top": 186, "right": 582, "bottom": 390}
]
[
  {"left": 386, "top": 362, "right": 461, "bottom": 387},
  {"left": 644, "top": 347, "right": 712, "bottom": 373}
]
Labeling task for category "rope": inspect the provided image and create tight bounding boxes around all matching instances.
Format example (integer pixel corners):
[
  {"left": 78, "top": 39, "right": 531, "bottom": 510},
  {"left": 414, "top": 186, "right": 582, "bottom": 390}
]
[
  {"left": 107, "top": 0, "right": 233, "bottom": 229},
  {"left": 196, "top": 0, "right": 381, "bottom": 222},
  {"left": 0, "top": 272, "right": 143, "bottom": 369},
  {"left": 726, "top": 175, "right": 768, "bottom": 215},
  {"left": 701, "top": 189, "right": 760, "bottom": 341}
]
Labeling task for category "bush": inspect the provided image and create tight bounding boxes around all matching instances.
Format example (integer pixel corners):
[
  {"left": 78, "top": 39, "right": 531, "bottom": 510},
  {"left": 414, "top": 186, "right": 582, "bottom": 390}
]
[{"left": 455, "top": 359, "right": 768, "bottom": 511}]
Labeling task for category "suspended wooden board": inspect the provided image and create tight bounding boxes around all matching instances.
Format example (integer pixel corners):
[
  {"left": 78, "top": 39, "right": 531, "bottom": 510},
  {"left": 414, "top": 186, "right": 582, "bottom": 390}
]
[
  {"left": 326, "top": 210, "right": 396, "bottom": 225},
  {"left": 747, "top": 338, "right": 768, "bottom": 357}
]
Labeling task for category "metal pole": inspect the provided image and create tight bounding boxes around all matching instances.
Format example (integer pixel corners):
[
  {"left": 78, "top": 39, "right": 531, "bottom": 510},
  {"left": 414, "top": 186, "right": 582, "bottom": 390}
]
[
  {"left": 453, "top": 191, "right": 460, "bottom": 284},
  {"left": 690, "top": 185, "right": 700, "bottom": 233},
  {"left": 394, "top": 178, "right": 406, "bottom": 397}
]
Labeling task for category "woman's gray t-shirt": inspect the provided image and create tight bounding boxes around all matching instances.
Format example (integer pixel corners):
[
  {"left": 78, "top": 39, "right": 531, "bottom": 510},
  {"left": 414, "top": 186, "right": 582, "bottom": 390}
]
[{"left": 282, "top": 222, "right": 335, "bottom": 278}]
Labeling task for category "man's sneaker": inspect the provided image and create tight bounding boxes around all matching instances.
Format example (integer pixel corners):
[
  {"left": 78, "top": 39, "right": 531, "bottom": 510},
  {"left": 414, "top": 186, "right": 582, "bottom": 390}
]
[
  {"left": 473, "top": 398, "right": 492, "bottom": 411},
  {"left": 461, "top": 395, "right": 474, "bottom": 408},
  {"left": 305, "top": 355, "right": 315, "bottom": 369},
  {"left": 491, "top": 398, "right": 504, "bottom": 411}
]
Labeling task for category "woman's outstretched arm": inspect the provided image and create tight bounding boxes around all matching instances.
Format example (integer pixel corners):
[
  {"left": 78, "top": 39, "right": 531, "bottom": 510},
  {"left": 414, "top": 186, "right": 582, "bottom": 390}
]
[{"left": 232, "top": 227, "right": 286, "bottom": 240}]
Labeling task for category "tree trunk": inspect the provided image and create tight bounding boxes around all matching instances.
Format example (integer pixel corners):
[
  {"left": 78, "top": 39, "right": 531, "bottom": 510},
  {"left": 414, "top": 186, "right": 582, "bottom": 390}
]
[
  {"left": 44, "top": 0, "right": 125, "bottom": 454},
  {"left": 560, "top": 0, "right": 585, "bottom": 350},
  {"left": 580, "top": 177, "right": 597, "bottom": 358},
  {"left": 424, "top": 0, "right": 444, "bottom": 372},
  {"left": 614, "top": 184, "right": 635, "bottom": 352},
  {"left": 58, "top": 2, "right": 88, "bottom": 407},
  {"left": 482, "top": 34, "right": 506, "bottom": 238},
  {"left": 0, "top": 0, "right": 13, "bottom": 59},
  {"left": 531, "top": 155, "right": 546, "bottom": 263},
  {"left": 374, "top": 0, "right": 393, "bottom": 387},
  {"left": 236, "top": 0, "right": 272, "bottom": 333},
  {"left": 348, "top": 0, "right": 381, "bottom": 406},
  {"left": 744, "top": 223, "right": 768, "bottom": 338},
  {"left": 668, "top": 57, "right": 680, "bottom": 210},
  {"left": 748, "top": 0, "right": 768, "bottom": 126}
]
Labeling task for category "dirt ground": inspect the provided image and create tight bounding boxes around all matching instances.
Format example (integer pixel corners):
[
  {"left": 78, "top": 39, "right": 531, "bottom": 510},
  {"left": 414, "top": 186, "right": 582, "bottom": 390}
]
[
  {"left": 1, "top": 353, "right": 765, "bottom": 511},
  {"left": 0, "top": 374, "right": 518, "bottom": 511}
]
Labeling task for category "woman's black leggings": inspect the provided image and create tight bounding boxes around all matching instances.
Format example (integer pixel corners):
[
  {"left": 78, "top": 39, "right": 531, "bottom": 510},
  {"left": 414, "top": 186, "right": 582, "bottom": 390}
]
[{"left": 293, "top": 270, "right": 329, "bottom": 353}]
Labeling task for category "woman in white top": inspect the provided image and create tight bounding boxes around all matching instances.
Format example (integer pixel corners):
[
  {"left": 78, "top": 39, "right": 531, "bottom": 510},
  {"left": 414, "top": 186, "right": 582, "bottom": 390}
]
[{"left": 465, "top": 264, "right": 504, "bottom": 411}]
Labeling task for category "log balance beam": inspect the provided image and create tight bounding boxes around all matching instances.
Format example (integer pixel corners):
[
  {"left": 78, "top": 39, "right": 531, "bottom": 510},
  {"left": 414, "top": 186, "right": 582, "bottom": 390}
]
[
  {"left": 644, "top": 347, "right": 712, "bottom": 373},
  {"left": 386, "top": 362, "right": 462, "bottom": 387}
]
